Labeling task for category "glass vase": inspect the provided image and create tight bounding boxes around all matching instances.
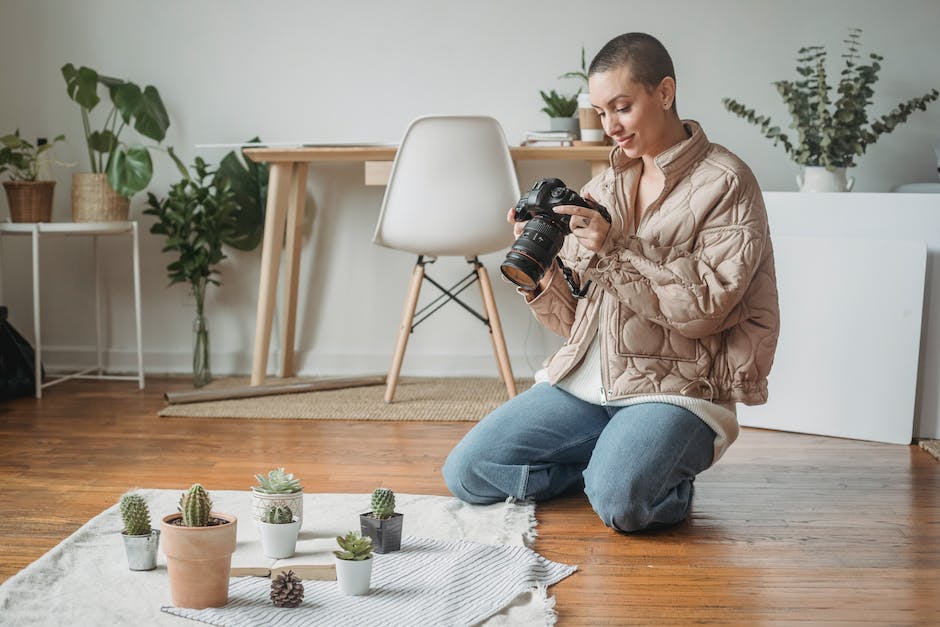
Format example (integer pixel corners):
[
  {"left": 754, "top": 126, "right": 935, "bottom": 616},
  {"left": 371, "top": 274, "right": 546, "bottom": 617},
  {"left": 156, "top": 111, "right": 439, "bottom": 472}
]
[{"left": 193, "top": 313, "right": 211, "bottom": 388}]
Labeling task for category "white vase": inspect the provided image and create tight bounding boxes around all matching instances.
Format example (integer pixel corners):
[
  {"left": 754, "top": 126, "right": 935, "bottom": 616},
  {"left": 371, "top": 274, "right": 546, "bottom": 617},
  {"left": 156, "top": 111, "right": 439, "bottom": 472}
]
[
  {"left": 334, "top": 556, "right": 373, "bottom": 595},
  {"left": 258, "top": 520, "right": 300, "bottom": 559},
  {"left": 796, "top": 166, "right": 854, "bottom": 192},
  {"left": 250, "top": 489, "right": 304, "bottom": 526}
]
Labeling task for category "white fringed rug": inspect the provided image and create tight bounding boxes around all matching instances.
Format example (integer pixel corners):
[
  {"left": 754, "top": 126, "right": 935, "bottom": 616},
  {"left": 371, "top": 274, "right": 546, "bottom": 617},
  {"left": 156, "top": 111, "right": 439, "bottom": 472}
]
[{"left": 0, "top": 490, "right": 576, "bottom": 626}]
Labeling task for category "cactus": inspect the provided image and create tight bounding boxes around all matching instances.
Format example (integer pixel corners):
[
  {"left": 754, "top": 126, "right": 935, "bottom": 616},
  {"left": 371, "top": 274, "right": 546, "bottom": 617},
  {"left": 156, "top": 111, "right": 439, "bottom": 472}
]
[
  {"left": 370, "top": 488, "right": 395, "bottom": 519},
  {"left": 253, "top": 467, "right": 303, "bottom": 494},
  {"left": 333, "top": 531, "right": 373, "bottom": 561},
  {"left": 178, "top": 483, "right": 213, "bottom": 527},
  {"left": 119, "top": 493, "right": 152, "bottom": 535},
  {"left": 262, "top": 505, "right": 294, "bottom": 524}
]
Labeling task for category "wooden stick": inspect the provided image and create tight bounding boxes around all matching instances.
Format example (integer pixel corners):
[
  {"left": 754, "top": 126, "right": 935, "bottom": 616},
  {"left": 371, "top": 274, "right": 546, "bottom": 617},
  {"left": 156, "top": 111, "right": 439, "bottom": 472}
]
[{"left": 164, "top": 375, "right": 386, "bottom": 405}]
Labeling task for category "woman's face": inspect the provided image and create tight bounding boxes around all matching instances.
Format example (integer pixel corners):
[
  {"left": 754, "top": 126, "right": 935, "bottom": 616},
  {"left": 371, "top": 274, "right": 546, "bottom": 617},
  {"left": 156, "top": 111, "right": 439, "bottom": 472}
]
[{"left": 589, "top": 65, "right": 674, "bottom": 160}]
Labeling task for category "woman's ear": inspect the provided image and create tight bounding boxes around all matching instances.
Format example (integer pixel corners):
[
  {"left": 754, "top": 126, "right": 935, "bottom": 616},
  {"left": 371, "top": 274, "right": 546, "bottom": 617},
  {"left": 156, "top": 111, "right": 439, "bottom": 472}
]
[{"left": 658, "top": 77, "right": 677, "bottom": 110}]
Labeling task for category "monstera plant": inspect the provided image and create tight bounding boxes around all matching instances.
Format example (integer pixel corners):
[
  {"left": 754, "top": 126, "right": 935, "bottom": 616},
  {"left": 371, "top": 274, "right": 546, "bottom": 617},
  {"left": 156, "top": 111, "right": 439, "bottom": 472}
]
[{"left": 61, "top": 63, "right": 185, "bottom": 198}]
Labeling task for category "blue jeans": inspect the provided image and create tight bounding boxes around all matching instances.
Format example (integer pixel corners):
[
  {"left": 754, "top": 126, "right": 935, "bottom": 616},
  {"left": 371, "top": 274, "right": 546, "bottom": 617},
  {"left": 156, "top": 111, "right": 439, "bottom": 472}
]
[{"left": 442, "top": 383, "right": 715, "bottom": 532}]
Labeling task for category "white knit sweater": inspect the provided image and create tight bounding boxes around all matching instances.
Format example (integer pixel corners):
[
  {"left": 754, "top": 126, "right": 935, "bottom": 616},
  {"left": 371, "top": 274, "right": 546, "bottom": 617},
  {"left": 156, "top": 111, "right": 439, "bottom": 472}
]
[{"left": 536, "top": 331, "right": 739, "bottom": 464}]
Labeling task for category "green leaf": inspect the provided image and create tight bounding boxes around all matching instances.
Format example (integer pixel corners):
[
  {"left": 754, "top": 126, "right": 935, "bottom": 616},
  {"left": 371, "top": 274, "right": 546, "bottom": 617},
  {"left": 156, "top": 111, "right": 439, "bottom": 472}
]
[
  {"left": 89, "top": 130, "right": 118, "bottom": 153},
  {"left": 108, "top": 145, "right": 153, "bottom": 197},
  {"left": 133, "top": 86, "right": 170, "bottom": 142},
  {"left": 62, "top": 64, "right": 100, "bottom": 110},
  {"left": 112, "top": 82, "right": 143, "bottom": 125}
]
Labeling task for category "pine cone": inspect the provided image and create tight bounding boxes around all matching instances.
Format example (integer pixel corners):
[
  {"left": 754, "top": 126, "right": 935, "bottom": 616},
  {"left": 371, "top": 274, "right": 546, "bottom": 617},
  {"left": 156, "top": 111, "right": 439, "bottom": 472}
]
[{"left": 270, "top": 570, "right": 304, "bottom": 608}]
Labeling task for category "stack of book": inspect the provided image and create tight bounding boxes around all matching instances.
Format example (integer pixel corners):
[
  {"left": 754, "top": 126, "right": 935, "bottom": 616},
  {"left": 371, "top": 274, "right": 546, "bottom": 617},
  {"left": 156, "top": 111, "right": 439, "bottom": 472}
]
[{"left": 521, "top": 130, "right": 576, "bottom": 147}]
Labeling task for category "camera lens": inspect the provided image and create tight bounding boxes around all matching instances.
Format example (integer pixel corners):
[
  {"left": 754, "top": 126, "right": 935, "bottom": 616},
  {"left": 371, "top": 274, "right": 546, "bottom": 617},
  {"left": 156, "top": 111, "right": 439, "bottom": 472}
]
[{"left": 500, "top": 216, "right": 567, "bottom": 290}]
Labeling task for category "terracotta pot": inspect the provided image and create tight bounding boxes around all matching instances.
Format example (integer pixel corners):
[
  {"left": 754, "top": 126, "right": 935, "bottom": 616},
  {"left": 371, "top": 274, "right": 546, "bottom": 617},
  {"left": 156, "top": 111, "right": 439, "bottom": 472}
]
[{"left": 160, "top": 512, "right": 237, "bottom": 609}]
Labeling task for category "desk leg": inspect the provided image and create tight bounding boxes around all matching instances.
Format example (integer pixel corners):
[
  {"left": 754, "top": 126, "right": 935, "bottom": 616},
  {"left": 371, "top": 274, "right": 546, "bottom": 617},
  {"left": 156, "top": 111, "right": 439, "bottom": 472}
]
[
  {"left": 278, "top": 162, "right": 308, "bottom": 378},
  {"left": 31, "top": 226, "right": 41, "bottom": 399},
  {"left": 94, "top": 235, "right": 103, "bottom": 375},
  {"left": 251, "top": 163, "right": 291, "bottom": 386}
]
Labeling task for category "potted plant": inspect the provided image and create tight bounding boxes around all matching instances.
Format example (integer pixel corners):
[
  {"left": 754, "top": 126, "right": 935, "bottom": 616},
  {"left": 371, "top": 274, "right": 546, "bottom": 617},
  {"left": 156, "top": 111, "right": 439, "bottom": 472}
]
[
  {"left": 119, "top": 492, "right": 160, "bottom": 571},
  {"left": 722, "top": 28, "right": 939, "bottom": 192},
  {"left": 359, "top": 487, "right": 403, "bottom": 554},
  {"left": 0, "top": 131, "right": 66, "bottom": 222},
  {"left": 61, "top": 63, "right": 185, "bottom": 221},
  {"left": 560, "top": 46, "right": 605, "bottom": 144},
  {"left": 160, "top": 484, "right": 237, "bottom": 609},
  {"left": 143, "top": 157, "right": 237, "bottom": 387},
  {"left": 249, "top": 466, "right": 304, "bottom": 525},
  {"left": 258, "top": 505, "right": 301, "bottom": 559},
  {"left": 332, "top": 530, "right": 374, "bottom": 596},
  {"left": 540, "top": 88, "right": 580, "bottom": 135}
]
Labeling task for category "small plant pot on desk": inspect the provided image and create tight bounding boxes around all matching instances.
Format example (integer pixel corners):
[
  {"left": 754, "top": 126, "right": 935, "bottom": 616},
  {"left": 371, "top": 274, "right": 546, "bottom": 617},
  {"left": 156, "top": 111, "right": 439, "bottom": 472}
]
[{"left": 360, "top": 512, "right": 403, "bottom": 553}]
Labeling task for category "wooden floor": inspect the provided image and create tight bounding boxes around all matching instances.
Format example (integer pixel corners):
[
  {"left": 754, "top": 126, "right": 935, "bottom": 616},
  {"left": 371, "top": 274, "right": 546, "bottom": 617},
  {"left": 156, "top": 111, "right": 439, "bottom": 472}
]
[{"left": 1, "top": 378, "right": 938, "bottom": 625}]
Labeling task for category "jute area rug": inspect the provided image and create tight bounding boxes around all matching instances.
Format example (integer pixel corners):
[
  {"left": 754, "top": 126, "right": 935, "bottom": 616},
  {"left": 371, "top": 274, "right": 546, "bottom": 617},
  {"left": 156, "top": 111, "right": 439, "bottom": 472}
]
[
  {"left": 0, "top": 489, "right": 575, "bottom": 626},
  {"left": 921, "top": 439, "right": 940, "bottom": 462},
  {"left": 160, "top": 376, "right": 534, "bottom": 421}
]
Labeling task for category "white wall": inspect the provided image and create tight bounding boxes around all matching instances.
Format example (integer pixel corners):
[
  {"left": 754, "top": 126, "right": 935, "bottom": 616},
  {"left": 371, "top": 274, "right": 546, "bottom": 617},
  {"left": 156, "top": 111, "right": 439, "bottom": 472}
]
[{"left": 1, "top": 2, "right": 939, "bottom": 417}]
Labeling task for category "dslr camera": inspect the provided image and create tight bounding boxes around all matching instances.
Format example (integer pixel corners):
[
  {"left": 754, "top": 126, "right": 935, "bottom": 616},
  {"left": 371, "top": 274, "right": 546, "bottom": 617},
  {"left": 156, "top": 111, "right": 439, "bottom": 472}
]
[{"left": 500, "top": 178, "right": 610, "bottom": 292}]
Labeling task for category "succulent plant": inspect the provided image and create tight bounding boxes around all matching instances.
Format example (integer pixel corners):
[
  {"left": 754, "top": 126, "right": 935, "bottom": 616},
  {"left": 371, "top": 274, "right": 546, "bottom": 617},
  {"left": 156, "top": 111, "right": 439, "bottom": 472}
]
[
  {"left": 262, "top": 505, "right": 294, "bottom": 524},
  {"left": 370, "top": 488, "right": 396, "bottom": 519},
  {"left": 178, "top": 483, "right": 212, "bottom": 527},
  {"left": 253, "top": 467, "right": 303, "bottom": 494},
  {"left": 119, "top": 493, "right": 152, "bottom": 535},
  {"left": 333, "top": 531, "right": 373, "bottom": 561}
]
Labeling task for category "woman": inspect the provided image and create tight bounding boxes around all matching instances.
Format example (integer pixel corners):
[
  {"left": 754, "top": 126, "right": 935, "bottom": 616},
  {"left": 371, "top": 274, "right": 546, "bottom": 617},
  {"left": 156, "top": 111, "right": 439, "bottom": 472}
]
[{"left": 443, "top": 32, "right": 779, "bottom": 532}]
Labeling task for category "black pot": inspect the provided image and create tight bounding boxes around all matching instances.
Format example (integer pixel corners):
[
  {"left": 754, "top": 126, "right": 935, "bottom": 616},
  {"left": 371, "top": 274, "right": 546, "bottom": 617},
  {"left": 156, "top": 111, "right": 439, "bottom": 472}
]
[{"left": 359, "top": 511, "right": 403, "bottom": 553}]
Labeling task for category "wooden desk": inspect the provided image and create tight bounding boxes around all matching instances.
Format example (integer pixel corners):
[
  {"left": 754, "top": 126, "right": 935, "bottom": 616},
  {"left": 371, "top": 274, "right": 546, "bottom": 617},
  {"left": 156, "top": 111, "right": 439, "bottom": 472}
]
[{"left": 242, "top": 144, "right": 612, "bottom": 386}]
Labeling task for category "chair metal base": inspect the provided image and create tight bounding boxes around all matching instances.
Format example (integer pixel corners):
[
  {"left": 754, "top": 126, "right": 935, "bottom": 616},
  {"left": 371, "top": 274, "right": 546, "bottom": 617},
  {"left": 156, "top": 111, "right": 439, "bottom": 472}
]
[{"left": 384, "top": 255, "right": 516, "bottom": 403}]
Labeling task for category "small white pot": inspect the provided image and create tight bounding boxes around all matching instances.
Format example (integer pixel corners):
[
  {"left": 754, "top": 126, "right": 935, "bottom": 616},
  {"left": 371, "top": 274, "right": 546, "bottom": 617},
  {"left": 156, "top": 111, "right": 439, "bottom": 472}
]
[
  {"left": 334, "top": 556, "right": 373, "bottom": 595},
  {"left": 796, "top": 166, "right": 854, "bottom": 192},
  {"left": 258, "top": 519, "right": 300, "bottom": 559},
  {"left": 250, "top": 489, "right": 303, "bottom": 526}
]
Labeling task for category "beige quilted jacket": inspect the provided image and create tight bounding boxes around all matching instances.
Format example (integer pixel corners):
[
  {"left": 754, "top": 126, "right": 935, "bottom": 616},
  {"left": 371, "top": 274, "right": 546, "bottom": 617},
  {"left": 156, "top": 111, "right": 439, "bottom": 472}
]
[{"left": 525, "top": 120, "right": 779, "bottom": 405}]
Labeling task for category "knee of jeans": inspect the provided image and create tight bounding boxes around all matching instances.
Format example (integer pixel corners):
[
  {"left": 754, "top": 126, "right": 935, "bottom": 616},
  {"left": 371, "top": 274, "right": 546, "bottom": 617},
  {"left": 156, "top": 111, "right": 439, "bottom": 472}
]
[
  {"left": 584, "top": 474, "right": 656, "bottom": 533},
  {"left": 442, "top": 450, "right": 490, "bottom": 505}
]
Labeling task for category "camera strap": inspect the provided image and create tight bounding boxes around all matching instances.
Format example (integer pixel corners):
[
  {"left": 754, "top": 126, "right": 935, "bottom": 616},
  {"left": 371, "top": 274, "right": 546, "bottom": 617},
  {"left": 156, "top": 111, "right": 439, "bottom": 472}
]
[{"left": 555, "top": 257, "right": 592, "bottom": 299}]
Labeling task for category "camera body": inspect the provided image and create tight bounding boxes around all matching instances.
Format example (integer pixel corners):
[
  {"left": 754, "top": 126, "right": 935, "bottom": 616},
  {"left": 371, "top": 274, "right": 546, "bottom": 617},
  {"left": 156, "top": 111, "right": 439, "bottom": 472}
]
[{"left": 500, "top": 178, "right": 609, "bottom": 292}]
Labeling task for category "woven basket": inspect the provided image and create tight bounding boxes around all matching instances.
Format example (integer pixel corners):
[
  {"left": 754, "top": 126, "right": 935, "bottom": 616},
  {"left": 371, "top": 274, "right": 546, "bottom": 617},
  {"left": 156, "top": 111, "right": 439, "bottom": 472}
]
[
  {"left": 71, "top": 173, "right": 130, "bottom": 222},
  {"left": 3, "top": 180, "right": 56, "bottom": 223}
]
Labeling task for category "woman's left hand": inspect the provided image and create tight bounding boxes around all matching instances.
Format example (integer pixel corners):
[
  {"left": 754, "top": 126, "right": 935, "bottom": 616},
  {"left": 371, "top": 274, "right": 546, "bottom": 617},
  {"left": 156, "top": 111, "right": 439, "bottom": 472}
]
[{"left": 553, "top": 194, "right": 610, "bottom": 253}]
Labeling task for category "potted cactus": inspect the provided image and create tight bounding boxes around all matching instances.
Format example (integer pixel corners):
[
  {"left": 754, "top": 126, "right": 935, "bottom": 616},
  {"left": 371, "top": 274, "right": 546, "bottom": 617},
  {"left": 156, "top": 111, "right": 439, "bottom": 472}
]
[
  {"left": 251, "top": 467, "right": 304, "bottom": 525},
  {"left": 160, "top": 484, "right": 237, "bottom": 609},
  {"left": 359, "top": 487, "right": 403, "bottom": 553},
  {"left": 119, "top": 492, "right": 160, "bottom": 571},
  {"left": 332, "top": 531, "right": 373, "bottom": 596},
  {"left": 258, "top": 504, "right": 301, "bottom": 559}
]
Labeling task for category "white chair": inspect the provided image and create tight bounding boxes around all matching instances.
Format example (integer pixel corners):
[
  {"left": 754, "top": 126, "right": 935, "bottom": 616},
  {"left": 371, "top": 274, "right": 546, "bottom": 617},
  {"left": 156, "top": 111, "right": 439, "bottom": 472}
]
[{"left": 373, "top": 115, "right": 520, "bottom": 403}]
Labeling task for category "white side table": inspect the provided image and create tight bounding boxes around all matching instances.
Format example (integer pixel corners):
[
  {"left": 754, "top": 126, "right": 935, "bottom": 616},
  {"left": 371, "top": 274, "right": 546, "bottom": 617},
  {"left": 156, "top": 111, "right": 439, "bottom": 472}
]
[{"left": 0, "top": 221, "right": 144, "bottom": 398}]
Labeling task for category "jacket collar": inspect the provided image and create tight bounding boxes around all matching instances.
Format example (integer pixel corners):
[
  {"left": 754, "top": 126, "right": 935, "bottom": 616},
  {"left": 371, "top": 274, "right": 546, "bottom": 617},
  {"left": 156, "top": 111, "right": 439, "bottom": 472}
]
[{"left": 607, "top": 119, "right": 709, "bottom": 183}]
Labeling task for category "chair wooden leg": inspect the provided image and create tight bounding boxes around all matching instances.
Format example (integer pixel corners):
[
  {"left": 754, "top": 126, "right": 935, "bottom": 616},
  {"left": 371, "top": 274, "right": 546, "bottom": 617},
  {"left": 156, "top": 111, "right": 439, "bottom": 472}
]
[
  {"left": 385, "top": 260, "right": 425, "bottom": 403},
  {"left": 476, "top": 262, "right": 517, "bottom": 399}
]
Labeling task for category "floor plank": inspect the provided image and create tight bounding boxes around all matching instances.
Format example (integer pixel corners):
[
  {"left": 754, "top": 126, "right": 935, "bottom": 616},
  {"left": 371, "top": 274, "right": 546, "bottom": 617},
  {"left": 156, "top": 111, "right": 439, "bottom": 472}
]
[{"left": 0, "top": 377, "right": 937, "bottom": 624}]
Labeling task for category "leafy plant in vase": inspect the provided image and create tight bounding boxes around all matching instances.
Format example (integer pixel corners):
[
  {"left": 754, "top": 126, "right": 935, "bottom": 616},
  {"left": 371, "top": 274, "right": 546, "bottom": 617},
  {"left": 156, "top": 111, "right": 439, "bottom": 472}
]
[
  {"left": 160, "top": 484, "right": 237, "bottom": 609},
  {"left": 144, "top": 157, "right": 237, "bottom": 387},
  {"left": 61, "top": 63, "right": 185, "bottom": 221},
  {"left": 119, "top": 492, "right": 160, "bottom": 571},
  {"left": 258, "top": 505, "right": 300, "bottom": 559},
  {"left": 250, "top": 467, "right": 304, "bottom": 525},
  {"left": 0, "top": 131, "right": 67, "bottom": 222},
  {"left": 560, "top": 46, "right": 605, "bottom": 144},
  {"left": 722, "top": 28, "right": 938, "bottom": 192},
  {"left": 333, "top": 530, "right": 374, "bottom": 596},
  {"left": 360, "top": 487, "right": 403, "bottom": 553},
  {"left": 539, "top": 88, "right": 580, "bottom": 135}
]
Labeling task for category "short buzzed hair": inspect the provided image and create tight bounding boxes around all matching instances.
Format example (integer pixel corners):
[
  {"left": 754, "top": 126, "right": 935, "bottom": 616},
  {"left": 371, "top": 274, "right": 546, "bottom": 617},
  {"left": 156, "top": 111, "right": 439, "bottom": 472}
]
[{"left": 589, "top": 32, "right": 677, "bottom": 110}]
